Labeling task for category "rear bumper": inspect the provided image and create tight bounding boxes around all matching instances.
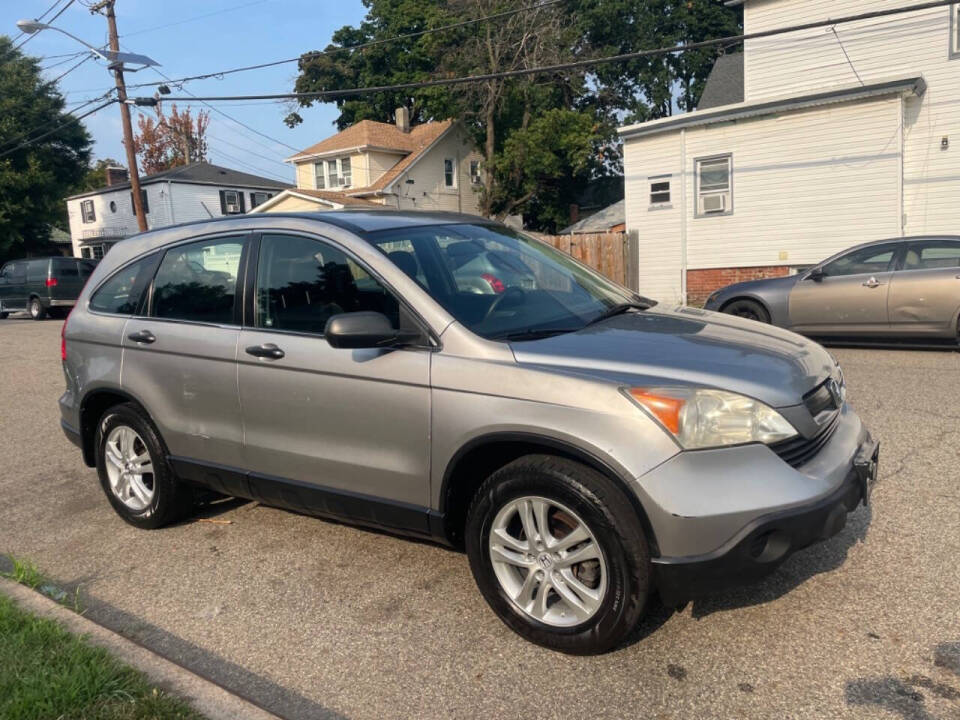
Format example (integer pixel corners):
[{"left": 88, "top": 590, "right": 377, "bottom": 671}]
[
  {"left": 653, "top": 435, "right": 878, "bottom": 605},
  {"left": 61, "top": 418, "right": 82, "bottom": 449},
  {"left": 48, "top": 299, "right": 75, "bottom": 307}
]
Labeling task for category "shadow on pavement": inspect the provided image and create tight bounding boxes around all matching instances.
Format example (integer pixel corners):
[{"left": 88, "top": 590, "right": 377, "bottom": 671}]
[{"left": 686, "top": 502, "right": 873, "bottom": 619}]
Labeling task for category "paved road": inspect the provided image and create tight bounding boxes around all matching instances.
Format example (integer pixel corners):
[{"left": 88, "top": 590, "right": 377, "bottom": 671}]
[{"left": 1, "top": 317, "right": 959, "bottom": 720}]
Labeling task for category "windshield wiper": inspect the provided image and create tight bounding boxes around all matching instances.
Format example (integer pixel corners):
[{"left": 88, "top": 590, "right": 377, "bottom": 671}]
[
  {"left": 586, "top": 302, "right": 649, "bottom": 327},
  {"left": 494, "top": 328, "right": 580, "bottom": 342}
]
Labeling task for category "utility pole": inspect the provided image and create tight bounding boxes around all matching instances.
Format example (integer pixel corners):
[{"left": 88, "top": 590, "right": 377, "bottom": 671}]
[{"left": 90, "top": 0, "right": 147, "bottom": 232}]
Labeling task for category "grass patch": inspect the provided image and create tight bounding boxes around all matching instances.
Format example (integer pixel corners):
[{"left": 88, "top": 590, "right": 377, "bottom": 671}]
[
  {"left": 1, "top": 554, "right": 82, "bottom": 611},
  {"left": 0, "top": 594, "right": 205, "bottom": 719}
]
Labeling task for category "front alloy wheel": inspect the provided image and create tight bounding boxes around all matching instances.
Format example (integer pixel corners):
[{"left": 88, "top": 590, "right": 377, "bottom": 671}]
[{"left": 489, "top": 496, "right": 607, "bottom": 627}]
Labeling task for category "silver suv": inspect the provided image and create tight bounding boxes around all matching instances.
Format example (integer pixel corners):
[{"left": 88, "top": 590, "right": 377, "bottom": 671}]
[{"left": 60, "top": 212, "right": 879, "bottom": 654}]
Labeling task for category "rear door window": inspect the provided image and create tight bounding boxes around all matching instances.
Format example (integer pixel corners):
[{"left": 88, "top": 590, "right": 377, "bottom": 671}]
[
  {"left": 52, "top": 258, "right": 80, "bottom": 277},
  {"left": 89, "top": 256, "right": 156, "bottom": 315},
  {"left": 26, "top": 260, "right": 48, "bottom": 284},
  {"left": 151, "top": 236, "right": 245, "bottom": 324},
  {"left": 903, "top": 240, "right": 960, "bottom": 270}
]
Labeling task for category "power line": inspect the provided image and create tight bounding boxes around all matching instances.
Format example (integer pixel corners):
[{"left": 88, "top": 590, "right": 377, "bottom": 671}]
[
  {"left": 13, "top": 0, "right": 77, "bottom": 51},
  {"left": 40, "top": 50, "right": 88, "bottom": 70},
  {"left": 47, "top": 53, "right": 93, "bottom": 85},
  {"left": 0, "top": 99, "right": 116, "bottom": 160},
  {"left": 0, "top": 90, "right": 115, "bottom": 151},
  {"left": 205, "top": 133, "right": 291, "bottom": 169},
  {"left": 120, "top": 0, "right": 269, "bottom": 39},
  {"left": 124, "top": 0, "right": 563, "bottom": 91},
  {"left": 151, "top": 0, "right": 957, "bottom": 104}
]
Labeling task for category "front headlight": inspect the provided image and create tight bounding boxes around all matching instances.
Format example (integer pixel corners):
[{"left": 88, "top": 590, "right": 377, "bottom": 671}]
[{"left": 626, "top": 387, "right": 798, "bottom": 449}]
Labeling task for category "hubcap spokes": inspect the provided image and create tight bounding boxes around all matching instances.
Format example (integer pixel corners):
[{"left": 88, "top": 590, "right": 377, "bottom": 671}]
[
  {"left": 104, "top": 426, "right": 154, "bottom": 512},
  {"left": 489, "top": 496, "right": 606, "bottom": 627}
]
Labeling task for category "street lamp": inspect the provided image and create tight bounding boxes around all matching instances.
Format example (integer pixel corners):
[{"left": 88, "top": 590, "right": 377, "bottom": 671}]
[
  {"left": 15, "top": 10, "right": 158, "bottom": 232},
  {"left": 15, "top": 18, "right": 158, "bottom": 69}
]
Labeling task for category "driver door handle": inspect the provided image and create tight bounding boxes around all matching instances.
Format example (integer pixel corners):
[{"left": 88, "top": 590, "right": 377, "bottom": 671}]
[
  {"left": 127, "top": 329, "right": 156, "bottom": 344},
  {"left": 245, "top": 343, "right": 285, "bottom": 360},
  {"left": 862, "top": 277, "right": 881, "bottom": 288}
]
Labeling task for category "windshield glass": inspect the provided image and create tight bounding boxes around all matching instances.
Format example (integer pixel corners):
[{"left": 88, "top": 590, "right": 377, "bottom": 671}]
[{"left": 366, "top": 223, "right": 649, "bottom": 340}]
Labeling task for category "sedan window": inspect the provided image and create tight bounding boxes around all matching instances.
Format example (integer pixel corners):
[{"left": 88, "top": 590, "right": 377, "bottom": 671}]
[
  {"left": 903, "top": 240, "right": 960, "bottom": 270},
  {"left": 822, "top": 244, "right": 899, "bottom": 277}
]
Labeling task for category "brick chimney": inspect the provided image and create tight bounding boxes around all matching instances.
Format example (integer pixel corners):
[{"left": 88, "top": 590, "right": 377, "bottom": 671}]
[
  {"left": 395, "top": 107, "right": 411, "bottom": 134},
  {"left": 106, "top": 166, "right": 129, "bottom": 187}
]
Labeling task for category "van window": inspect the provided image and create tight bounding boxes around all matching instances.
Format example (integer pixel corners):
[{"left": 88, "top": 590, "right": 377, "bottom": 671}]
[
  {"left": 89, "top": 256, "right": 154, "bottom": 315},
  {"left": 52, "top": 258, "right": 80, "bottom": 277},
  {"left": 152, "top": 236, "right": 244, "bottom": 324},
  {"left": 26, "top": 259, "right": 48, "bottom": 284}
]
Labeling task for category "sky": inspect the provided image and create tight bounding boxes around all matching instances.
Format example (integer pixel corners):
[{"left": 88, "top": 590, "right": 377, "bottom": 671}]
[{"left": 3, "top": 0, "right": 370, "bottom": 184}]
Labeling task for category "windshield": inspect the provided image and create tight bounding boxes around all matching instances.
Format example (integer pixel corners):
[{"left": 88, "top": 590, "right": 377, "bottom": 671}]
[{"left": 366, "top": 223, "right": 650, "bottom": 340}]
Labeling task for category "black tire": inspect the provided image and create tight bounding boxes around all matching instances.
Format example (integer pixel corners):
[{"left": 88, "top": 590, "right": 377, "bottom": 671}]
[
  {"left": 94, "top": 402, "right": 195, "bottom": 529},
  {"left": 0, "top": 311, "right": 8, "bottom": 320},
  {"left": 28, "top": 297, "right": 46, "bottom": 320},
  {"left": 722, "top": 298, "right": 770, "bottom": 323},
  {"left": 465, "top": 455, "right": 650, "bottom": 655}
]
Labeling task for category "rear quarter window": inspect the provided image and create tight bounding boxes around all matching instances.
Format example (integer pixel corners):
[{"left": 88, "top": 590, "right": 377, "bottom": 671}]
[
  {"left": 52, "top": 258, "right": 80, "bottom": 277},
  {"left": 89, "top": 256, "right": 155, "bottom": 315}
]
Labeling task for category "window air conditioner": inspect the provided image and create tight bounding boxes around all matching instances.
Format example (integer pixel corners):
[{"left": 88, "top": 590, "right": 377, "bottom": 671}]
[{"left": 702, "top": 194, "right": 726, "bottom": 213}]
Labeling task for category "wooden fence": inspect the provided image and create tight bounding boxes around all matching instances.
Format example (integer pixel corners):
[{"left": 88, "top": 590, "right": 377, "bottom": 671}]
[{"left": 532, "top": 232, "right": 636, "bottom": 290}]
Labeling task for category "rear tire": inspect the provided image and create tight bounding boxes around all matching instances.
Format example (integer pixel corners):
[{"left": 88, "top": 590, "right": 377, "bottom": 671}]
[
  {"left": 95, "top": 402, "right": 196, "bottom": 529},
  {"left": 465, "top": 455, "right": 650, "bottom": 655},
  {"left": 722, "top": 298, "right": 770, "bottom": 323},
  {"left": 28, "top": 297, "right": 46, "bottom": 321},
  {"left": 0, "top": 311, "right": 8, "bottom": 320}
]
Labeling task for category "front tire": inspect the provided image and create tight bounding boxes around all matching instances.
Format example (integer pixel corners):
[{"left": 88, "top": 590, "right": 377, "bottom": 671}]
[
  {"left": 29, "top": 298, "right": 46, "bottom": 320},
  {"left": 465, "top": 455, "right": 650, "bottom": 655},
  {"left": 95, "top": 402, "right": 195, "bottom": 529},
  {"left": 722, "top": 298, "right": 770, "bottom": 323}
]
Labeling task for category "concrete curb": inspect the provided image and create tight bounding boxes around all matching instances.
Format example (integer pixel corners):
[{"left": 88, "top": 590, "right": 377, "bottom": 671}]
[{"left": 0, "top": 577, "right": 282, "bottom": 720}]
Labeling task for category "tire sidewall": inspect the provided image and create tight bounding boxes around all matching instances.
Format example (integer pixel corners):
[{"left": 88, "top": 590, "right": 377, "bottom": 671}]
[
  {"left": 466, "top": 461, "right": 648, "bottom": 654},
  {"left": 725, "top": 299, "right": 769, "bottom": 323},
  {"left": 95, "top": 404, "right": 180, "bottom": 529},
  {"left": 29, "top": 298, "right": 43, "bottom": 320}
]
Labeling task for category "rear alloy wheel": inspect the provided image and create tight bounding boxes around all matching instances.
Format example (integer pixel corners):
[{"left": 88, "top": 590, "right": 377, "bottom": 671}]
[
  {"left": 466, "top": 455, "right": 650, "bottom": 655},
  {"left": 95, "top": 402, "right": 195, "bottom": 529},
  {"left": 29, "top": 298, "right": 46, "bottom": 320},
  {"left": 723, "top": 298, "right": 770, "bottom": 323}
]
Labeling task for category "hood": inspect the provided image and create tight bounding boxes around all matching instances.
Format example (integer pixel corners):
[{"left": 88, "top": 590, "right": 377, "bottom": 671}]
[
  {"left": 510, "top": 306, "right": 835, "bottom": 408},
  {"left": 720, "top": 273, "right": 801, "bottom": 296}
]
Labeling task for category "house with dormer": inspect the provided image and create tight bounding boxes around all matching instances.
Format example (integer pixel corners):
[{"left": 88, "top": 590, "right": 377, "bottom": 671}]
[
  {"left": 251, "top": 108, "right": 484, "bottom": 216},
  {"left": 620, "top": 0, "right": 960, "bottom": 305}
]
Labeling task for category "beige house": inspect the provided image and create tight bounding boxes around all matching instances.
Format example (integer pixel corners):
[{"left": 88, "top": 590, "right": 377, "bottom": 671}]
[{"left": 251, "top": 109, "right": 484, "bottom": 215}]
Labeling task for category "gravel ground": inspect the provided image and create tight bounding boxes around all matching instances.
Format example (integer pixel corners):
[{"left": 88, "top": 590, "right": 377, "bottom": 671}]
[{"left": 1, "top": 316, "right": 958, "bottom": 720}]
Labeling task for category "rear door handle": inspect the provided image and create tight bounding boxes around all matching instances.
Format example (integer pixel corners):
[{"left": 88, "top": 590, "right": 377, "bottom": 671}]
[
  {"left": 245, "top": 343, "right": 285, "bottom": 360},
  {"left": 127, "top": 330, "right": 156, "bottom": 344}
]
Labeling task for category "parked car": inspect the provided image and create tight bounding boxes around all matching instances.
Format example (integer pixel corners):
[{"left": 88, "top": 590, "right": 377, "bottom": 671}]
[
  {"left": 704, "top": 236, "right": 960, "bottom": 345},
  {"left": 60, "top": 211, "right": 878, "bottom": 654},
  {"left": 0, "top": 256, "right": 96, "bottom": 320}
]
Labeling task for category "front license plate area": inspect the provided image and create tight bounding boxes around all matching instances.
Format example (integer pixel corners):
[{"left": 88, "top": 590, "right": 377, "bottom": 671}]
[{"left": 854, "top": 440, "right": 880, "bottom": 505}]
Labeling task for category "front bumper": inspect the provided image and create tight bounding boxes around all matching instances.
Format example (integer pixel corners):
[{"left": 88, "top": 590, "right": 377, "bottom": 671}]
[{"left": 653, "top": 433, "right": 879, "bottom": 606}]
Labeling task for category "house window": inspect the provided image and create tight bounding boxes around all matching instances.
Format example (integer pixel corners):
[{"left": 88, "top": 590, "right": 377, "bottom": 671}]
[
  {"left": 81, "top": 247, "right": 92, "bottom": 259},
  {"left": 340, "top": 157, "right": 351, "bottom": 188},
  {"left": 130, "top": 189, "right": 149, "bottom": 215},
  {"left": 649, "top": 176, "right": 671, "bottom": 207},
  {"left": 469, "top": 159, "right": 482, "bottom": 185},
  {"left": 444, "top": 158, "right": 456, "bottom": 188},
  {"left": 327, "top": 159, "right": 339, "bottom": 188},
  {"left": 220, "top": 190, "right": 244, "bottom": 215},
  {"left": 81, "top": 199, "right": 95, "bottom": 223},
  {"left": 951, "top": 4, "right": 960, "bottom": 58},
  {"left": 250, "top": 191, "right": 272, "bottom": 209},
  {"left": 109, "top": 201, "right": 117, "bottom": 213},
  {"left": 696, "top": 155, "right": 732, "bottom": 216},
  {"left": 314, "top": 162, "right": 325, "bottom": 189},
  {"left": 92, "top": 245, "right": 105, "bottom": 260}
]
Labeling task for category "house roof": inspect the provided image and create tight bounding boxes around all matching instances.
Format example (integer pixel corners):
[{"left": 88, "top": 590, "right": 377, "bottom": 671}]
[
  {"left": 67, "top": 162, "right": 291, "bottom": 200},
  {"left": 619, "top": 75, "right": 926, "bottom": 140},
  {"left": 559, "top": 200, "right": 625, "bottom": 235},
  {"left": 287, "top": 119, "right": 453, "bottom": 162},
  {"left": 697, "top": 53, "right": 744, "bottom": 110},
  {"left": 249, "top": 188, "right": 383, "bottom": 213}
]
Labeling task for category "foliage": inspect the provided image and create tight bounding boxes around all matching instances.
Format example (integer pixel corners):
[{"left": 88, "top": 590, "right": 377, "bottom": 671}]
[
  {"left": 133, "top": 104, "right": 210, "bottom": 175},
  {"left": 0, "top": 594, "right": 204, "bottom": 719},
  {"left": 0, "top": 36, "right": 92, "bottom": 263},
  {"left": 288, "top": 0, "right": 741, "bottom": 230}
]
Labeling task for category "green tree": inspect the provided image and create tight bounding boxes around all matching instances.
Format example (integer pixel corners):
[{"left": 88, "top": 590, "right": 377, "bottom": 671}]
[
  {"left": 79, "top": 158, "right": 124, "bottom": 192},
  {"left": 0, "top": 36, "right": 92, "bottom": 262}
]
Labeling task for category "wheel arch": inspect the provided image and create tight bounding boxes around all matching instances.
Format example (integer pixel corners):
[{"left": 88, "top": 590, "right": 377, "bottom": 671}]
[
  {"left": 438, "top": 432, "right": 660, "bottom": 556},
  {"left": 719, "top": 294, "right": 771, "bottom": 317},
  {"left": 78, "top": 388, "right": 156, "bottom": 467}
]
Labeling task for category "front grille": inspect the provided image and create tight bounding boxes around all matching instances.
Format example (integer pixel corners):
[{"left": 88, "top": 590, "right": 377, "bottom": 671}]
[{"left": 771, "top": 409, "right": 841, "bottom": 468}]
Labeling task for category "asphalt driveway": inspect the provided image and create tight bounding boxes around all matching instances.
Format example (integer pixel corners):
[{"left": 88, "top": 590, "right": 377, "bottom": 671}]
[{"left": 1, "top": 317, "right": 958, "bottom": 719}]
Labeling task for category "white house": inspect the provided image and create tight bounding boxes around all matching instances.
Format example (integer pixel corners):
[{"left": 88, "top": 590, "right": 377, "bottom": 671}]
[
  {"left": 251, "top": 108, "right": 484, "bottom": 215},
  {"left": 620, "top": 0, "right": 960, "bottom": 305},
  {"left": 65, "top": 162, "right": 290, "bottom": 259}
]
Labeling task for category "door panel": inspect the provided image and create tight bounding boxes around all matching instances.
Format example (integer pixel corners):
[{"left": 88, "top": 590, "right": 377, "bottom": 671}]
[
  {"left": 888, "top": 240, "right": 960, "bottom": 337},
  {"left": 238, "top": 233, "right": 431, "bottom": 508},
  {"left": 788, "top": 243, "right": 901, "bottom": 335},
  {"left": 120, "top": 235, "right": 246, "bottom": 467},
  {"left": 0, "top": 262, "right": 27, "bottom": 310}
]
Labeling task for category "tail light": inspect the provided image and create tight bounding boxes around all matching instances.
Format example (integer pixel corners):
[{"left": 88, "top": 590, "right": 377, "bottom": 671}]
[
  {"left": 45, "top": 277, "right": 58, "bottom": 287},
  {"left": 61, "top": 306, "right": 73, "bottom": 362},
  {"left": 480, "top": 273, "right": 506, "bottom": 294}
]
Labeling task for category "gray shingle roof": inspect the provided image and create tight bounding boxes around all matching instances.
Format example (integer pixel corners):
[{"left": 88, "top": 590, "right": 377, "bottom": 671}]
[
  {"left": 67, "top": 161, "right": 290, "bottom": 199},
  {"left": 697, "top": 53, "right": 744, "bottom": 110},
  {"left": 559, "top": 199, "right": 625, "bottom": 235}
]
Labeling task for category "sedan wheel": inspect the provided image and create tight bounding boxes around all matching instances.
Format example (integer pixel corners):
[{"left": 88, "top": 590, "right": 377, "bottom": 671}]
[
  {"left": 489, "top": 496, "right": 607, "bottom": 627},
  {"left": 103, "top": 425, "right": 155, "bottom": 512},
  {"left": 723, "top": 299, "right": 770, "bottom": 324}
]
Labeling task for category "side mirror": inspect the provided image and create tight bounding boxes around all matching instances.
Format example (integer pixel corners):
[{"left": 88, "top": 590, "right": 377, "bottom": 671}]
[
  {"left": 807, "top": 267, "right": 825, "bottom": 282},
  {"left": 324, "top": 311, "right": 421, "bottom": 349}
]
